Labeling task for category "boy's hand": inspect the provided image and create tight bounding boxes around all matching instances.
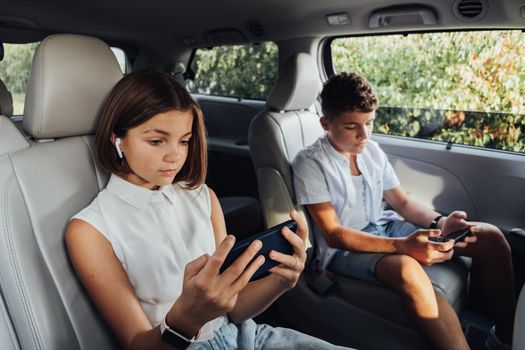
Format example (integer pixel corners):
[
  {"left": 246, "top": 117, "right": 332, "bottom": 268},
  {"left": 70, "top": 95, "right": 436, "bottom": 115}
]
[
  {"left": 441, "top": 211, "right": 469, "bottom": 235},
  {"left": 441, "top": 211, "right": 479, "bottom": 248},
  {"left": 399, "top": 229, "right": 455, "bottom": 266},
  {"left": 268, "top": 209, "right": 308, "bottom": 289}
]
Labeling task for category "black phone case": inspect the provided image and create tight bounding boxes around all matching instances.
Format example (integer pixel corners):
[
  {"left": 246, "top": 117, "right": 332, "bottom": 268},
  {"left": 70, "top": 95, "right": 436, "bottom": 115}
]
[
  {"left": 220, "top": 220, "right": 298, "bottom": 281},
  {"left": 446, "top": 228, "right": 471, "bottom": 242},
  {"left": 429, "top": 228, "right": 471, "bottom": 243}
]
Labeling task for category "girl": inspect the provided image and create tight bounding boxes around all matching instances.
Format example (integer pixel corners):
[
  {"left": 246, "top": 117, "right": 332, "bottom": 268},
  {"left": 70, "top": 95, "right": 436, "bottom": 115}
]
[{"left": 66, "top": 70, "right": 352, "bottom": 350}]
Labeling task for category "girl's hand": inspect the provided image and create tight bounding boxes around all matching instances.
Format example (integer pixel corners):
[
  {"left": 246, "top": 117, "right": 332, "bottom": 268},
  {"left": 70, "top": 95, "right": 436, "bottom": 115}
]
[
  {"left": 167, "top": 235, "right": 264, "bottom": 337},
  {"left": 268, "top": 209, "right": 308, "bottom": 289},
  {"left": 398, "top": 229, "right": 455, "bottom": 266}
]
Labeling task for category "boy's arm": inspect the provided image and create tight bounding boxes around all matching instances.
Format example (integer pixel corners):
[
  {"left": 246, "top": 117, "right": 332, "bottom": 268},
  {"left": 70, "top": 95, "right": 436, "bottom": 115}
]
[
  {"left": 384, "top": 186, "right": 473, "bottom": 238},
  {"left": 306, "top": 201, "right": 454, "bottom": 264},
  {"left": 306, "top": 201, "right": 402, "bottom": 253},
  {"left": 383, "top": 186, "right": 444, "bottom": 229}
]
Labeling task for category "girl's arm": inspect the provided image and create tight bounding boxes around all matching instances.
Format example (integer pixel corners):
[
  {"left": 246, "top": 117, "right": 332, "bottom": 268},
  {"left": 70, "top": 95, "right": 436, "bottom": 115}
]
[
  {"left": 209, "top": 189, "right": 307, "bottom": 323},
  {"left": 66, "top": 219, "right": 176, "bottom": 350},
  {"left": 68, "top": 216, "right": 265, "bottom": 350}
]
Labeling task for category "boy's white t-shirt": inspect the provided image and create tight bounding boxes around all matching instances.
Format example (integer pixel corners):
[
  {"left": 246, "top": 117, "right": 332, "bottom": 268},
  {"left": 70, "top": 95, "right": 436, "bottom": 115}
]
[
  {"left": 292, "top": 135, "right": 401, "bottom": 269},
  {"left": 347, "top": 175, "right": 369, "bottom": 231},
  {"left": 72, "top": 174, "right": 225, "bottom": 341}
]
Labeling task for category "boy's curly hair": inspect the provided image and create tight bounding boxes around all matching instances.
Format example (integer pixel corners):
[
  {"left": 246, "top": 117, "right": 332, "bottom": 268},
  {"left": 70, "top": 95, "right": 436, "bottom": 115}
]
[{"left": 320, "top": 72, "right": 379, "bottom": 120}]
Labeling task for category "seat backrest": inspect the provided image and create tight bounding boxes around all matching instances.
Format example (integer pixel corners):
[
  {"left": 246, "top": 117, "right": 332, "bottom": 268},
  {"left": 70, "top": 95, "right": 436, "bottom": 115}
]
[
  {"left": 0, "top": 294, "right": 18, "bottom": 350},
  {"left": 248, "top": 52, "right": 323, "bottom": 230},
  {"left": 0, "top": 89, "right": 28, "bottom": 350},
  {"left": 0, "top": 115, "right": 30, "bottom": 157},
  {"left": 0, "top": 34, "right": 122, "bottom": 350},
  {"left": 0, "top": 78, "right": 14, "bottom": 117}
]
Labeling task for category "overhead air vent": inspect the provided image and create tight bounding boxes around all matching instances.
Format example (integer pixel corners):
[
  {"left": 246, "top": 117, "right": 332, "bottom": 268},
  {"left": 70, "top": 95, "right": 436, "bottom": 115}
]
[
  {"left": 247, "top": 21, "right": 264, "bottom": 37},
  {"left": 453, "top": 0, "right": 488, "bottom": 21}
]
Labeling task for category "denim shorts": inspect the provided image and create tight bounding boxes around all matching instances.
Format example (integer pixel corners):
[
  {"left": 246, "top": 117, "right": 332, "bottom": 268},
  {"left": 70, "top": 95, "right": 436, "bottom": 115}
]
[
  {"left": 327, "top": 220, "right": 419, "bottom": 282},
  {"left": 189, "top": 318, "right": 353, "bottom": 350}
]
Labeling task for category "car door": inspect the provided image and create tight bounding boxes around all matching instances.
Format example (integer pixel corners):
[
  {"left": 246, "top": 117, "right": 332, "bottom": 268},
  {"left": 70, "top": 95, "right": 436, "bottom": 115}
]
[{"left": 327, "top": 30, "right": 525, "bottom": 293}]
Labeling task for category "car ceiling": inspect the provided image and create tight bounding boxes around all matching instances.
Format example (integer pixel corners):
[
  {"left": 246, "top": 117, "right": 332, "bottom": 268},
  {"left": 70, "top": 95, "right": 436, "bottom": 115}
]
[{"left": 1, "top": 0, "right": 524, "bottom": 57}]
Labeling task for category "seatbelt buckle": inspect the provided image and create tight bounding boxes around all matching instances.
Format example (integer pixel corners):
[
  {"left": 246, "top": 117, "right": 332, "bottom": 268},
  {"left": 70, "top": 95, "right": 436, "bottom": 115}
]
[{"left": 307, "top": 269, "right": 336, "bottom": 295}]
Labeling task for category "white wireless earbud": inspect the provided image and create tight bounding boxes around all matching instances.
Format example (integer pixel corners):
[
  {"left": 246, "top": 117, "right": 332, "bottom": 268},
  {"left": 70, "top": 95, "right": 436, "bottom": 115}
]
[{"left": 115, "top": 138, "right": 123, "bottom": 159}]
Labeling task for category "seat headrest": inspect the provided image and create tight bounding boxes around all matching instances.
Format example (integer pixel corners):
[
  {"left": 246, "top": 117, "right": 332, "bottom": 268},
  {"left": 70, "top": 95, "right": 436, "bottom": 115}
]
[
  {"left": 23, "top": 34, "right": 123, "bottom": 139},
  {"left": 0, "top": 79, "right": 13, "bottom": 117},
  {"left": 266, "top": 52, "right": 321, "bottom": 111}
]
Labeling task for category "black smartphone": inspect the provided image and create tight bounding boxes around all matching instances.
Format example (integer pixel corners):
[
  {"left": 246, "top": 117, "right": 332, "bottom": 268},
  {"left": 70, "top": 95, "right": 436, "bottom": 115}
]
[
  {"left": 220, "top": 220, "right": 298, "bottom": 281},
  {"left": 429, "top": 228, "right": 471, "bottom": 243},
  {"left": 444, "top": 228, "right": 472, "bottom": 242}
]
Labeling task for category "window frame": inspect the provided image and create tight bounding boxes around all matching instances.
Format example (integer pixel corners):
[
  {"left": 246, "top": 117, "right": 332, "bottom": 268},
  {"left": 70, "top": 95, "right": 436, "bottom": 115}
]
[{"left": 322, "top": 28, "right": 525, "bottom": 156}]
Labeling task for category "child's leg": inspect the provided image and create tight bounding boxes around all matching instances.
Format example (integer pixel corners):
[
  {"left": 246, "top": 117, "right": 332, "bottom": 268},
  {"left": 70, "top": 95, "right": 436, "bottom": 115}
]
[
  {"left": 376, "top": 254, "right": 469, "bottom": 350},
  {"left": 252, "top": 322, "right": 354, "bottom": 350},
  {"left": 189, "top": 318, "right": 354, "bottom": 350},
  {"left": 455, "top": 223, "right": 515, "bottom": 344}
]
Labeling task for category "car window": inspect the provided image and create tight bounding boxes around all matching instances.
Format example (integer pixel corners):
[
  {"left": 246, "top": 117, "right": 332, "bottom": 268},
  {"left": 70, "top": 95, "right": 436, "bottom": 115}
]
[
  {"left": 0, "top": 43, "right": 127, "bottom": 116},
  {"left": 0, "top": 42, "right": 38, "bottom": 116},
  {"left": 186, "top": 42, "right": 278, "bottom": 100},
  {"left": 330, "top": 31, "right": 525, "bottom": 154}
]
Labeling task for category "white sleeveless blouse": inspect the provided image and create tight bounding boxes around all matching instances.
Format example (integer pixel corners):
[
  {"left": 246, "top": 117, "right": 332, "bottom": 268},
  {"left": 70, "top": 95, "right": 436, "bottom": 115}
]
[{"left": 73, "top": 174, "right": 224, "bottom": 341}]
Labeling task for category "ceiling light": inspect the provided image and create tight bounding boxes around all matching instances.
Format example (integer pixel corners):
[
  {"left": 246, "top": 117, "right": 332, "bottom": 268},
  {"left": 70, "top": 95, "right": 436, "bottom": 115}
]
[{"left": 326, "top": 13, "right": 351, "bottom": 26}]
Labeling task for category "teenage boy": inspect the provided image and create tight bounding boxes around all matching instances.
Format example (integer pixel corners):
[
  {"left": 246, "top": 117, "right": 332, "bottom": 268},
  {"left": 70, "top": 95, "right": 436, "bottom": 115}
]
[{"left": 292, "top": 72, "right": 515, "bottom": 350}]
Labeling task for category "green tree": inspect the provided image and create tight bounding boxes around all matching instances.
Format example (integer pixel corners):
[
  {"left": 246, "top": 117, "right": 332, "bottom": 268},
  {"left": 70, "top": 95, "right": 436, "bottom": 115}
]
[
  {"left": 0, "top": 43, "right": 38, "bottom": 94},
  {"left": 186, "top": 42, "right": 278, "bottom": 100},
  {"left": 332, "top": 31, "right": 525, "bottom": 153}
]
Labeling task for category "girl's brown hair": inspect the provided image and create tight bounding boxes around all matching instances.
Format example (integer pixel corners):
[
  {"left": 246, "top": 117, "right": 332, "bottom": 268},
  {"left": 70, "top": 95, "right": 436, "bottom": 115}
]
[{"left": 95, "top": 69, "right": 207, "bottom": 189}]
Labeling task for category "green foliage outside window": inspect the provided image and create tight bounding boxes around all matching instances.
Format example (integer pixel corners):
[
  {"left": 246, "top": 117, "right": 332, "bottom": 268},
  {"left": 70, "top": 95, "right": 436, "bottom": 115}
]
[
  {"left": 332, "top": 31, "right": 525, "bottom": 153},
  {"left": 186, "top": 42, "right": 278, "bottom": 100},
  {"left": 0, "top": 43, "right": 38, "bottom": 115}
]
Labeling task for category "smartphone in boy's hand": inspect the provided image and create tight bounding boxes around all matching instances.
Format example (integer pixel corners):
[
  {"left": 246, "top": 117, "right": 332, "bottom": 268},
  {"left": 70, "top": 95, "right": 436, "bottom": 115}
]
[
  {"left": 429, "top": 228, "right": 472, "bottom": 243},
  {"left": 220, "top": 220, "right": 298, "bottom": 281}
]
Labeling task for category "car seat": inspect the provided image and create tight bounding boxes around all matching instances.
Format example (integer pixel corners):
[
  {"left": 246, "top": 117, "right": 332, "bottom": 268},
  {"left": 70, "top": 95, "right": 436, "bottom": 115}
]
[
  {"left": 0, "top": 34, "right": 122, "bottom": 349},
  {"left": 248, "top": 52, "right": 470, "bottom": 349}
]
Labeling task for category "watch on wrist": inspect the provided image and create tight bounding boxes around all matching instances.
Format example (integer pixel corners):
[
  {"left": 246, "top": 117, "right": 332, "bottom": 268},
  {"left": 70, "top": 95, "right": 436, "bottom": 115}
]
[
  {"left": 429, "top": 214, "right": 445, "bottom": 229},
  {"left": 160, "top": 316, "right": 199, "bottom": 349}
]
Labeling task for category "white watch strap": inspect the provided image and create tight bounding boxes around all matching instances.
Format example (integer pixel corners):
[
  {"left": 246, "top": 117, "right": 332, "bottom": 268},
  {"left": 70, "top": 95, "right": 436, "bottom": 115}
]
[{"left": 160, "top": 315, "right": 200, "bottom": 342}]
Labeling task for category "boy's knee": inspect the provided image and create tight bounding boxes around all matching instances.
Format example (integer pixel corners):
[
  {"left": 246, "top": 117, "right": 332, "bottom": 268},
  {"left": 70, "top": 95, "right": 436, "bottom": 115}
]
[
  {"left": 379, "top": 254, "right": 429, "bottom": 288},
  {"left": 398, "top": 255, "right": 429, "bottom": 285},
  {"left": 478, "top": 224, "right": 511, "bottom": 255}
]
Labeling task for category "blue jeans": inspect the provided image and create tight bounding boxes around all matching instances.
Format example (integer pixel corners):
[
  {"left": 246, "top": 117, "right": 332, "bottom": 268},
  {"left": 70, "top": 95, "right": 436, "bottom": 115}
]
[
  {"left": 327, "top": 220, "right": 419, "bottom": 282},
  {"left": 189, "top": 318, "right": 353, "bottom": 350}
]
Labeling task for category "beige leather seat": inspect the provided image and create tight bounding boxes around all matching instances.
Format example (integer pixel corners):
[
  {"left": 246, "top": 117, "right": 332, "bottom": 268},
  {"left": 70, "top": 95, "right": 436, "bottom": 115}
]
[
  {"left": 248, "top": 52, "right": 470, "bottom": 349},
  {"left": 0, "top": 34, "right": 122, "bottom": 349},
  {"left": 0, "top": 113, "right": 26, "bottom": 350},
  {"left": 0, "top": 76, "right": 26, "bottom": 350},
  {"left": 0, "top": 79, "right": 14, "bottom": 117}
]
